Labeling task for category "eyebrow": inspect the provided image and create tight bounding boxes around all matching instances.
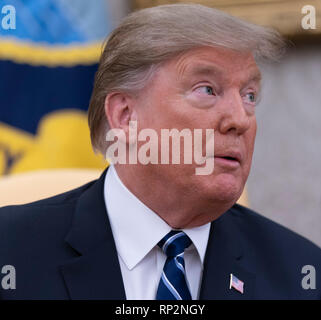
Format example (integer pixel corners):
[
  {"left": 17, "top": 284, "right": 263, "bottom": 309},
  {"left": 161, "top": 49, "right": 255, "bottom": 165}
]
[
  {"left": 180, "top": 63, "right": 261, "bottom": 86},
  {"left": 247, "top": 72, "right": 262, "bottom": 84},
  {"left": 181, "top": 64, "right": 224, "bottom": 79}
]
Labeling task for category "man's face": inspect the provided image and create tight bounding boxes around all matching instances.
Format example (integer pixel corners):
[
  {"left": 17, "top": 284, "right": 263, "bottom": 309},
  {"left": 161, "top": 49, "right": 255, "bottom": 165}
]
[{"left": 134, "top": 46, "right": 260, "bottom": 212}]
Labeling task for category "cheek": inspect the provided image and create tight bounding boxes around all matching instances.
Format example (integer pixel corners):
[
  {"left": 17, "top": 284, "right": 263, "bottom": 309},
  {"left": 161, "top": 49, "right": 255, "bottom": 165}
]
[
  {"left": 248, "top": 121, "right": 257, "bottom": 152},
  {"left": 158, "top": 102, "right": 196, "bottom": 129},
  {"left": 243, "top": 123, "right": 257, "bottom": 172},
  {"left": 136, "top": 98, "right": 165, "bottom": 130}
]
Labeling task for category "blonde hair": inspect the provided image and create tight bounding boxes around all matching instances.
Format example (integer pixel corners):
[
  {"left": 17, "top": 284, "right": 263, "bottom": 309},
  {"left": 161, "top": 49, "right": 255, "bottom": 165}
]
[{"left": 88, "top": 3, "right": 286, "bottom": 154}]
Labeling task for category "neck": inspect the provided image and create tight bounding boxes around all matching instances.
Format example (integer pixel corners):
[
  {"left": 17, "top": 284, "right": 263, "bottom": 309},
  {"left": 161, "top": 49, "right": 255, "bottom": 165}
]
[{"left": 113, "top": 164, "right": 234, "bottom": 229}]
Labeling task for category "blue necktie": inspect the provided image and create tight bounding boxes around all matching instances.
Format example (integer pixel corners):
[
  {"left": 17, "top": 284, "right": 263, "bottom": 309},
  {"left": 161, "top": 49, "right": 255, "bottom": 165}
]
[{"left": 156, "top": 230, "right": 192, "bottom": 300}]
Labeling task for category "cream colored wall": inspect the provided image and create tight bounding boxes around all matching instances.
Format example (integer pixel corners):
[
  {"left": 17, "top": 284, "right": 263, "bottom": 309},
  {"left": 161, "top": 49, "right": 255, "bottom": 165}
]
[{"left": 247, "top": 45, "right": 321, "bottom": 247}]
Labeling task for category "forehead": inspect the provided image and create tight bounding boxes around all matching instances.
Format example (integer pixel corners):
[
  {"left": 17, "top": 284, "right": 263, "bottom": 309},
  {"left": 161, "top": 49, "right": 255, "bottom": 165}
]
[{"left": 166, "top": 46, "right": 261, "bottom": 84}]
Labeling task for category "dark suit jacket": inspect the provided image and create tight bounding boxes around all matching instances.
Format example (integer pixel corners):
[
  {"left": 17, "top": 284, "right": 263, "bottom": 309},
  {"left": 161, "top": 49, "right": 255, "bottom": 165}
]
[{"left": 0, "top": 168, "right": 320, "bottom": 300}]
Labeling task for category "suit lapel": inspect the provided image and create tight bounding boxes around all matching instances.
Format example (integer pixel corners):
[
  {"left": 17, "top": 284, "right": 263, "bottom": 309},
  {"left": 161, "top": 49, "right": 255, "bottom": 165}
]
[
  {"left": 60, "top": 168, "right": 126, "bottom": 299},
  {"left": 59, "top": 168, "right": 255, "bottom": 300},
  {"left": 199, "top": 208, "right": 256, "bottom": 300}
]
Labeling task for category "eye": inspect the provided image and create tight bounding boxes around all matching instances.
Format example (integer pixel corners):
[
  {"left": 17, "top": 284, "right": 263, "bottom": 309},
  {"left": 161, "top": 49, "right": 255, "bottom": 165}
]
[
  {"left": 245, "top": 92, "right": 256, "bottom": 103},
  {"left": 195, "top": 86, "right": 215, "bottom": 96}
]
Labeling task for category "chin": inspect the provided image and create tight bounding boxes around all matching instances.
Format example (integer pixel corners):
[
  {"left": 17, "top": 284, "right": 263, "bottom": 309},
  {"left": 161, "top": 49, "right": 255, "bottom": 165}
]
[{"left": 200, "top": 173, "right": 244, "bottom": 204}]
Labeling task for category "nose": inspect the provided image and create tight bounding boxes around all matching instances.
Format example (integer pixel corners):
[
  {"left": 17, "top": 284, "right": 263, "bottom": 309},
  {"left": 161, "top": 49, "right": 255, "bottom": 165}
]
[{"left": 217, "top": 90, "right": 251, "bottom": 135}]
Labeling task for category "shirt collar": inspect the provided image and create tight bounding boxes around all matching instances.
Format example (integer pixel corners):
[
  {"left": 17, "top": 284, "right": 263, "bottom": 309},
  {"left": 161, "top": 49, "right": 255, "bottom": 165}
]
[{"left": 104, "top": 165, "right": 211, "bottom": 270}]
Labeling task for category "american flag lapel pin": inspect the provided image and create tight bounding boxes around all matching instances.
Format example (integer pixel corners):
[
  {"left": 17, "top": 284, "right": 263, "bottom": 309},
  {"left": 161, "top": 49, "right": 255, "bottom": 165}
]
[{"left": 229, "top": 273, "right": 244, "bottom": 294}]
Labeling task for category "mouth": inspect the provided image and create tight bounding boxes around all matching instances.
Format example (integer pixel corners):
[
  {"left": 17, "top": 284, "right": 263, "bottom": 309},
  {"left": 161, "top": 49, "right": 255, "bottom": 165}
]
[{"left": 214, "top": 152, "right": 242, "bottom": 167}]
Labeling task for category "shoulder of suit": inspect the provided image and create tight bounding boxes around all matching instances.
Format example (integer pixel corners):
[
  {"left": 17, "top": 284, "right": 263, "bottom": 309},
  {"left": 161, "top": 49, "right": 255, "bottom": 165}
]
[
  {"left": 0, "top": 179, "right": 96, "bottom": 232},
  {"left": 229, "top": 203, "right": 321, "bottom": 258}
]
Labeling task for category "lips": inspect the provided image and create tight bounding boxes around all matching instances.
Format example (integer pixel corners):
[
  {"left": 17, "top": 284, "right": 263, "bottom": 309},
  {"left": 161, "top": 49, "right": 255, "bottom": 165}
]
[{"left": 214, "top": 151, "right": 242, "bottom": 164}]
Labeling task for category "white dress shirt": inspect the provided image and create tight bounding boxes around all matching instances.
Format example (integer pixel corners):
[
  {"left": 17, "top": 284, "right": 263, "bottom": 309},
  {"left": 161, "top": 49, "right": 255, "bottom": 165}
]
[{"left": 104, "top": 165, "right": 211, "bottom": 300}]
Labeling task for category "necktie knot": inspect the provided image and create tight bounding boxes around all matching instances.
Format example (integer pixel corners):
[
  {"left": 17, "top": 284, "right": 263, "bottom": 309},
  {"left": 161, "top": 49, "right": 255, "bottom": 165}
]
[{"left": 157, "top": 230, "right": 192, "bottom": 258}]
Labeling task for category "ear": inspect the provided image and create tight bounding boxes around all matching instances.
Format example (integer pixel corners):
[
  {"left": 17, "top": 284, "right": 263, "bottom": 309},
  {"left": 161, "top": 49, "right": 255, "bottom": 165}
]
[{"left": 104, "top": 92, "right": 138, "bottom": 141}]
